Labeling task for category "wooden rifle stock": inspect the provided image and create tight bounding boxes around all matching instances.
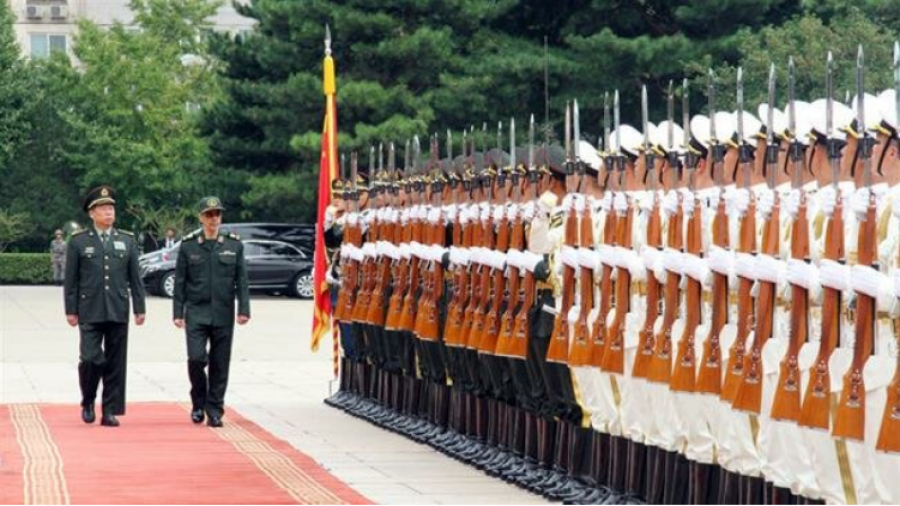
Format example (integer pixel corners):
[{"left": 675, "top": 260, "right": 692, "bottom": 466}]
[
  {"left": 445, "top": 204, "right": 470, "bottom": 346},
  {"left": 461, "top": 207, "right": 485, "bottom": 349},
  {"left": 800, "top": 197, "right": 844, "bottom": 428},
  {"left": 723, "top": 198, "right": 757, "bottom": 402},
  {"left": 634, "top": 196, "right": 662, "bottom": 379},
  {"left": 771, "top": 193, "right": 810, "bottom": 422},
  {"left": 547, "top": 205, "right": 578, "bottom": 363},
  {"left": 398, "top": 210, "right": 422, "bottom": 332},
  {"left": 877, "top": 323, "right": 900, "bottom": 451},
  {"left": 648, "top": 202, "right": 683, "bottom": 383},
  {"left": 351, "top": 211, "right": 378, "bottom": 323},
  {"left": 671, "top": 196, "right": 703, "bottom": 392},
  {"left": 697, "top": 196, "right": 729, "bottom": 394},
  {"left": 470, "top": 209, "right": 496, "bottom": 350},
  {"left": 569, "top": 198, "right": 595, "bottom": 366},
  {"left": 478, "top": 205, "right": 509, "bottom": 353},
  {"left": 366, "top": 216, "right": 394, "bottom": 326},
  {"left": 833, "top": 196, "right": 876, "bottom": 440},
  {"left": 733, "top": 198, "right": 779, "bottom": 413},
  {"left": 334, "top": 212, "right": 359, "bottom": 323},
  {"left": 590, "top": 209, "right": 617, "bottom": 367},
  {"left": 601, "top": 202, "right": 632, "bottom": 374}
]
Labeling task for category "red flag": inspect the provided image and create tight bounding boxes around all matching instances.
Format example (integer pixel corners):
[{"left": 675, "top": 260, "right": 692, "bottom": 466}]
[{"left": 311, "top": 34, "right": 337, "bottom": 360}]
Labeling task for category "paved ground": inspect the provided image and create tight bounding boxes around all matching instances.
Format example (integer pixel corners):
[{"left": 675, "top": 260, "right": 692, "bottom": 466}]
[{"left": 0, "top": 286, "right": 548, "bottom": 505}]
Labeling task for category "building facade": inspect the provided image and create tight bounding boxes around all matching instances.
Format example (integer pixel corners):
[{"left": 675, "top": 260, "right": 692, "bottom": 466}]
[{"left": 8, "top": 0, "right": 253, "bottom": 59}]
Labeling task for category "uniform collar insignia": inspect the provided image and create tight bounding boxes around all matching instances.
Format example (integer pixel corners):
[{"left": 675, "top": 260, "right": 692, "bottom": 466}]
[
  {"left": 198, "top": 236, "right": 204, "bottom": 244},
  {"left": 217, "top": 235, "right": 225, "bottom": 244}
]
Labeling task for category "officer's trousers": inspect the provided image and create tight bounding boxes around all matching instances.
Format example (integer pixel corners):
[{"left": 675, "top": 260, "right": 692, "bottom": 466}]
[
  {"left": 185, "top": 323, "right": 234, "bottom": 417},
  {"left": 78, "top": 321, "right": 128, "bottom": 415}
]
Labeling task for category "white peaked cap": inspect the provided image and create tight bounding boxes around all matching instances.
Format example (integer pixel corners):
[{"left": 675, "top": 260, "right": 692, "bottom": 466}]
[
  {"left": 652, "top": 120, "right": 685, "bottom": 152},
  {"left": 757, "top": 103, "right": 786, "bottom": 139},
  {"left": 578, "top": 139, "right": 602, "bottom": 170},
  {"left": 609, "top": 124, "right": 644, "bottom": 157},
  {"left": 732, "top": 110, "right": 761, "bottom": 144},
  {"left": 807, "top": 98, "right": 854, "bottom": 140},
  {"left": 850, "top": 92, "right": 882, "bottom": 132},
  {"left": 877, "top": 89, "right": 898, "bottom": 131},
  {"left": 690, "top": 114, "right": 711, "bottom": 144}
]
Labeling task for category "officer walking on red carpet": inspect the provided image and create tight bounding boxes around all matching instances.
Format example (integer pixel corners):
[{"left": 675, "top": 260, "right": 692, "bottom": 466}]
[
  {"left": 64, "top": 185, "right": 146, "bottom": 427},
  {"left": 172, "top": 197, "right": 250, "bottom": 427}
]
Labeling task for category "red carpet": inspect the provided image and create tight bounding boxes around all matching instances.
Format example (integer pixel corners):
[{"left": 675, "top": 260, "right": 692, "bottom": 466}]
[{"left": 0, "top": 403, "right": 371, "bottom": 505}]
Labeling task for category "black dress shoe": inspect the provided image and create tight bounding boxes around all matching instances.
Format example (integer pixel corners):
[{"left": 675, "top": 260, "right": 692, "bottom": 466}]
[
  {"left": 82, "top": 404, "right": 96, "bottom": 424},
  {"left": 100, "top": 414, "right": 119, "bottom": 427},
  {"left": 207, "top": 414, "right": 223, "bottom": 428},
  {"left": 191, "top": 408, "right": 205, "bottom": 424}
]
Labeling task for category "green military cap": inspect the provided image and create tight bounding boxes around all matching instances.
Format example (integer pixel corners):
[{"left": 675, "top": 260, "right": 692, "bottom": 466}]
[
  {"left": 198, "top": 196, "right": 226, "bottom": 214},
  {"left": 83, "top": 185, "right": 116, "bottom": 212}
]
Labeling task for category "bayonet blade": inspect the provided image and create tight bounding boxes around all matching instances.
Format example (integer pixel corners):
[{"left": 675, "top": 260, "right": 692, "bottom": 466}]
[
  {"left": 510, "top": 117, "right": 516, "bottom": 170},
  {"left": 857, "top": 45, "right": 865, "bottom": 133},
  {"left": 565, "top": 102, "right": 572, "bottom": 161},
  {"left": 767, "top": 63, "right": 776, "bottom": 145},
  {"left": 603, "top": 92, "right": 611, "bottom": 154},
  {"left": 737, "top": 67, "right": 745, "bottom": 142},
  {"left": 826, "top": 51, "right": 834, "bottom": 138},
  {"left": 788, "top": 57, "right": 797, "bottom": 136},
  {"left": 614, "top": 91, "right": 621, "bottom": 156},
  {"left": 447, "top": 130, "right": 452, "bottom": 163},
  {"left": 388, "top": 142, "right": 395, "bottom": 172},
  {"left": 528, "top": 114, "right": 535, "bottom": 169},
  {"left": 709, "top": 69, "right": 717, "bottom": 141},
  {"left": 573, "top": 99, "right": 581, "bottom": 161},
  {"left": 641, "top": 85, "right": 650, "bottom": 150},
  {"left": 412, "top": 136, "right": 420, "bottom": 177},
  {"left": 667, "top": 80, "right": 675, "bottom": 151},
  {"left": 895, "top": 42, "right": 900, "bottom": 134},
  {"left": 681, "top": 79, "right": 689, "bottom": 152}
]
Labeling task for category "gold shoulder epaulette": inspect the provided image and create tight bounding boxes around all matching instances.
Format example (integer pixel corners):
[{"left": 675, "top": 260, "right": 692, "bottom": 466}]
[
  {"left": 118, "top": 229, "right": 134, "bottom": 237},
  {"left": 71, "top": 229, "right": 87, "bottom": 236},
  {"left": 183, "top": 231, "right": 200, "bottom": 241},
  {"left": 228, "top": 233, "right": 241, "bottom": 241}
]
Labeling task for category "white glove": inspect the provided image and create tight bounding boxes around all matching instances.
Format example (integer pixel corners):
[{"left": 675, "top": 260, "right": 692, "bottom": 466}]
[
  {"left": 663, "top": 248, "right": 683, "bottom": 274},
  {"left": 324, "top": 207, "right": 336, "bottom": 230},
  {"left": 522, "top": 251, "right": 543, "bottom": 273},
  {"left": 445, "top": 205, "right": 457, "bottom": 223},
  {"left": 346, "top": 212, "right": 359, "bottom": 226},
  {"left": 707, "top": 246, "right": 733, "bottom": 276},
  {"left": 507, "top": 203, "right": 519, "bottom": 221},
  {"left": 728, "top": 188, "right": 750, "bottom": 217},
  {"left": 682, "top": 192, "right": 695, "bottom": 217},
  {"left": 578, "top": 248, "right": 599, "bottom": 271},
  {"left": 734, "top": 252, "right": 757, "bottom": 280},
  {"left": 892, "top": 195, "right": 900, "bottom": 220},
  {"left": 784, "top": 189, "right": 802, "bottom": 219},
  {"left": 756, "top": 188, "right": 775, "bottom": 219},
  {"left": 892, "top": 270, "right": 900, "bottom": 298},
  {"left": 627, "top": 254, "right": 646, "bottom": 282},
  {"left": 573, "top": 194, "right": 587, "bottom": 213},
  {"left": 599, "top": 192, "right": 613, "bottom": 212},
  {"left": 683, "top": 253, "right": 710, "bottom": 287},
  {"left": 638, "top": 192, "right": 655, "bottom": 213},
  {"left": 662, "top": 190, "right": 680, "bottom": 217},
  {"left": 560, "top": 246, "right": 579, "bottom": 269},
  {"left": 597, "top": 244, "right": 616, "bottom": 268},
  {"left": 754, "top": 254, "right": 785, "bottom": 284},
  {"left": 493, "top": 204, "right": 505, "bottom": 222},
  {"left": 852, "top": 188, "right": 871, "bottom": 220},
  {"left": 427, "top": 207, "right": 441, "bottom": 224},
  {"left": 614, "top": 192, "right": 628, "bottom": 214},
  {"left": 507, "top": 249, "right": 525, "bottom": 270},
  {"left": 819, "top": 186, "right": 837, "bottom": 218},
  {"left": 537, "top": 197, "right": 552, "bottom": 217},
  {"left": 519, "top": 201, "right": 535, "bottom": 221},
  {"left": 480, "top": 202, "right": 491, "bottom": 221},
  {"left": 851, "top": 265, "right": 893, "bottom": 314},
  {"left": 819, "top": 259, "right": 850, "bottom": 292},
  {"left": 562, "top": 193, "right": 575, "bottom": 213}
]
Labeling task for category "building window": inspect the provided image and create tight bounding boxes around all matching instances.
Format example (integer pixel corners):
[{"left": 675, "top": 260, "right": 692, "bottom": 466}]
[{"left": 30, "top": 34, "right": 67, "bottom": 58}]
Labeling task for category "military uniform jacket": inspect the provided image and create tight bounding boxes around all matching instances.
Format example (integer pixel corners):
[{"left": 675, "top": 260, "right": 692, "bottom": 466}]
[
  {"left": 173, "top": 232, "right": 251, "bottom": 326},
  {"left": 64, "top": 227, "right": 146, "bottom": 323}
]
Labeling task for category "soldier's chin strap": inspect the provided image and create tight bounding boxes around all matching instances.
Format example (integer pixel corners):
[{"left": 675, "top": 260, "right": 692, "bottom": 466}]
[{"left": 877, "top": 129, "right": 898, "bottom": 175}]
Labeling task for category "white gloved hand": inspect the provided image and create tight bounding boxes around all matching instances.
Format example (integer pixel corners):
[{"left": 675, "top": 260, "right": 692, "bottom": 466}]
[
  {"left": 818, "top": 186, "right": 837, "bottom": 218},
  {"left": 427, "top": 207, "right": 441, "bottom": 224},
  {"left": 892, "top": 195, "right": 900, "bottom": 220},
  {"left": 507, "top": 203, "right": 519, "bottom": 221},
  {"left": 599, "top": 192, "right": 613, "bottom": 212},
  {"left": 324, "top": 206, "right": 335, "bottom": 230},
  {"left": 493, "top": 204, "right": 505, "bottom": 222},
  {"left": 480, "top": 202, "right": 491, "bottom": 221},
  {"left": 614, "top": 192, "right": 629, "bottom": 214},
  {"left": 445, "top": 205, "right": 457, "bottom": 223},
  {"left": 519, "top": 201, "right": 535, "bottom": 221},
  {"left": 756, "top": 188, "right": 775, "bottom": 219},
  {"left": 728, "top": 188, "right": 750, "bottom": 217},
  {"left": 562, "top": 193, "right": 575, "bottom": 213},
  {"left": 662, "top": 190, "right": 680, "bottom": 217},
  {"left": 573, "top": 194, "right": 587, "bottom": 213},
  {"left": 537, "top": 197, "right": 552, "bottom": 217},
  {"left": 682, "top": 192, "right": 695, "bottom": 217},
  {"left": 638, "top": 192, "right": 655, "bottom": 213},
  {"left": 852, "top": 187, "right": 871, "bottom": 220},
  {"left": 784, "top": 189, "right": 802, "bottom": 219}
]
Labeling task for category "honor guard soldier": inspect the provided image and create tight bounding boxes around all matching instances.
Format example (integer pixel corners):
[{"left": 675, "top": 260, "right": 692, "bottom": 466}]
[
  {"left": 173, "top": 196, "right": 251, "bottom": 427},
  {"left": 64, "top": 185, "right": 146, "bottom": 427}
]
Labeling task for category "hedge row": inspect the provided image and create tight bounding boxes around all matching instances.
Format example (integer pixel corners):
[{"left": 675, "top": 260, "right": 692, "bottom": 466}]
[{"left": 0, "top": 253, "right": 54, "bottom": 285}]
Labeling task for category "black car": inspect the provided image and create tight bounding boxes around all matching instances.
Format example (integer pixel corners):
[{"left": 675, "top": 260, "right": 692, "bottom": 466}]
[{"left": 140, "top": 238, "right": 315, "bottom": 299}]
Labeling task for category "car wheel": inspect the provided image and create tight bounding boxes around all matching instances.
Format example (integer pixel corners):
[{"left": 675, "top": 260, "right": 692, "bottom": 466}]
[
  {"left": 159, "top": 271, "right": 176, "bottom": 298},
  {"left": 292, "top": 272, "right": 314, "bottom": 299}
]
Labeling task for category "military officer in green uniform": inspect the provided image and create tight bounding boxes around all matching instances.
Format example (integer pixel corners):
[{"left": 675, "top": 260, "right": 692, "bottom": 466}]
[
  {"left": 173, "top": 197, "right": 250, "bottom": 427},
  {"left": 64, "top": 185, "right": 146, "bottom": 427}
]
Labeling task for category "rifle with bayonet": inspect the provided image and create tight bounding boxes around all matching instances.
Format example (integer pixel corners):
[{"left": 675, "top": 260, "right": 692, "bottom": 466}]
[
  {"left": 498, "top": 119, "right": 525, "bottom": 357},
  {"left": 570, "top": 99, "right": 597, "bottom": 367},
  {"left": 672, "top": 80, "right": 702, "bottom": 393},
  {"left": 591, "top": 93, "right": 619, "bottom": 368},
  {"left": 480, "top": 122, "right": 511, "bottom": 354},
  {"left": 697, "top": 73, "right": 730, "bottom": 395},
  {"left": 603, "top": 91, "right": 640, "bottom": 374},
  {"left": 399, "top": 138, "right": 423, "bottom": 332},
  {"left": 417, "top": 136, "right": 445, "bottom": 341},
  {"left": 734, "top": 64, "right": 780, "bottom": 414},
  {"left": 463, "top": 127, "right": 490, "bottom": 350},
  {"left": 649, "top": 90, "right": 685, "bottom": 385},
  {"left": 800, "top": 52, "right": 845, "bottom": 429},
  {"left": 368, "top": 143, "right": 396, "bottom": 326},
  {"left": 335, "top": 152, "right": 360, "bottom": 323},
  {"left": 445, "top": 132, "right": 470, "bottom": 347},
  {"left": 772, "top": 58, "right": 809, "bottom": 422},
  {"left": 834, "top": 46, "right": 877, "bottom": 440},
  {"left": 471, "top": 125, "right": 498, "bottom": 351},
  {"left": 509, "top": 115, "right": 539, "bottom": 359},
  {"left": 386, "top": 142, "right": 412, "bottom": 331},
  {"left": 351, "top": 146, "right": 379, "bottom": 323},
  {"left": 877, "top": 41, "right": 900, "bottom": 453},
  {"left": 547, "top": 103, "right": 578, "bottom": 364},
  {"left": 634, "top": 88, "right": 664, "bottom": 379},
  {"left": 723, "top": 69, "right": 759, "bottom": 404}
]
